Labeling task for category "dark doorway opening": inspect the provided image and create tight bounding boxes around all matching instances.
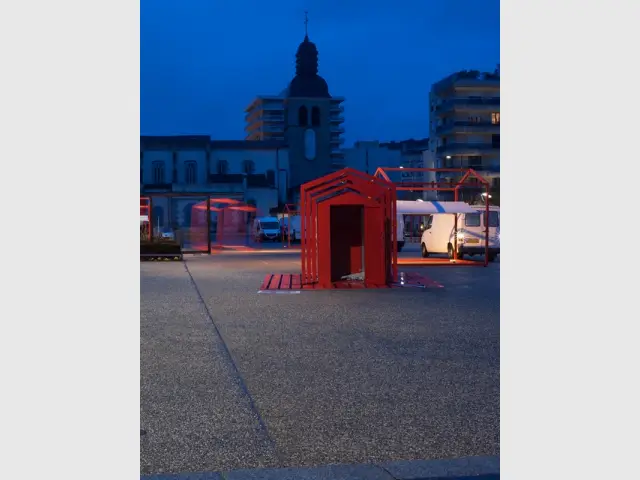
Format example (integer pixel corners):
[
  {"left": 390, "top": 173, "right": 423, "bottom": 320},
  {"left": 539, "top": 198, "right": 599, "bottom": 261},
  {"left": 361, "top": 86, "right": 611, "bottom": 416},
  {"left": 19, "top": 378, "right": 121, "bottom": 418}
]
[{"left": 329, "top": 205, "right": 364, "bottom": 282}]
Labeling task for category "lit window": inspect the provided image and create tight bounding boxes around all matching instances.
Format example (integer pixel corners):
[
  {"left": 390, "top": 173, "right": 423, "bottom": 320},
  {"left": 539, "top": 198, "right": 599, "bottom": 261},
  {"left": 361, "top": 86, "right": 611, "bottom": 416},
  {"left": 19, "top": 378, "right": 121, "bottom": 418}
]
[{"left": 492, "top": 113, "right": 500, "bottom": 124}]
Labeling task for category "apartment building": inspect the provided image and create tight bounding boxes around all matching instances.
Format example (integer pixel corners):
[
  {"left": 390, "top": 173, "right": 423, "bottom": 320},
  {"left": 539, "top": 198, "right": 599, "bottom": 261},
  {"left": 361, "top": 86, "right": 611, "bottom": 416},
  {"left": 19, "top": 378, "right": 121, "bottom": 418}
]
[{"left": 427, "top": 68, "right": 500, "bottom": 199}]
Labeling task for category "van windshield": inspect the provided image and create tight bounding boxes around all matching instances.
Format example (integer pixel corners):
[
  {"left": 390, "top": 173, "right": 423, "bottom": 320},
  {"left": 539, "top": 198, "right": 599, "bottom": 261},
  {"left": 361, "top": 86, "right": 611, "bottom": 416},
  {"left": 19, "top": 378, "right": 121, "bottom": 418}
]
[
  {"left": 260, "top": 222, "right": 279, "bottom": 230},
  {"left": 465, "top": 213, "right": 481, "bottom": 227},
  {"left": 485, "top": 211, "right": 499, "bottom": 227}
]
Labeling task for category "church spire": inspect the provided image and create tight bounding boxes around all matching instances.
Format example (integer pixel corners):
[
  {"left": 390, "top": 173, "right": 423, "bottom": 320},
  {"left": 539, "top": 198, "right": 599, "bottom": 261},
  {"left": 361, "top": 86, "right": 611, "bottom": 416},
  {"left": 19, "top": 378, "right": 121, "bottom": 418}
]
[{"left": 304, "top": 11, "right": 309, "bottom": 40}]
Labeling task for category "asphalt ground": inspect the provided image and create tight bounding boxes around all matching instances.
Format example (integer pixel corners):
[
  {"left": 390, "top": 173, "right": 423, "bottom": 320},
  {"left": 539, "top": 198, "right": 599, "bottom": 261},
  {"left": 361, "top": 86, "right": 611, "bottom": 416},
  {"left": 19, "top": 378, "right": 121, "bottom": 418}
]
[{"left": 140, "top": 249, "right": 499, "bottom": 476}]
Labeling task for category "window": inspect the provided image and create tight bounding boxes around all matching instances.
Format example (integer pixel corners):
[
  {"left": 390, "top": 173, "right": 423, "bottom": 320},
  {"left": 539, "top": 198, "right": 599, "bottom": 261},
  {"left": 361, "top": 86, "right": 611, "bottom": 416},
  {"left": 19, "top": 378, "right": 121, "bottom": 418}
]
[
  {"left": 484, "top": 211, "right": 500, "bottom": 227},
  {"left": 465, "top": 213, "right": 481, "bottom": 227},
  {"left": 468, "top": 155, "right": 482, "bottom": 167},
  {"left": 152, "top": 161, "right": 165, "bottom": 184},
  {"left": 242, "top": 159, "right": 255, "bottom": 174},
  {"left": 216, "top": 160, "right": 229, "bottom": 174},
  {"left": 185, "top": 161, "right": 197, "bottom": 184},
  {"left": 311, "top": 106, "right": 320, "bottom": 126},
  {"left": 266, "top": 169, "right": 276, "bottom": 186},
  {"left": 491, "top": 112, "right": 500, "bottom": 125},
  {"left": 492, "top": 134, "right": 500, "bottom": 148},
  {"left": 298, "top": 106, "right": 308, "bottom": 126}
]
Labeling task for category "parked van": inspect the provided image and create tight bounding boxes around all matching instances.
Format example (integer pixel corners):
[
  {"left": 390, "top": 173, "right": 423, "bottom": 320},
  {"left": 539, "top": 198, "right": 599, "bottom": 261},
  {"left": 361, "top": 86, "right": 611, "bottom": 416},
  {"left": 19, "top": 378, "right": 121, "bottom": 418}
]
[
  {"left": 279, "top": 215, "right": 302, "bottom": 242},
  {"left": 253, "top": 216, "right": 281, "bottom": 242},
  {"left": 420, "top": 207, "right": 500, "bottom": 261}
]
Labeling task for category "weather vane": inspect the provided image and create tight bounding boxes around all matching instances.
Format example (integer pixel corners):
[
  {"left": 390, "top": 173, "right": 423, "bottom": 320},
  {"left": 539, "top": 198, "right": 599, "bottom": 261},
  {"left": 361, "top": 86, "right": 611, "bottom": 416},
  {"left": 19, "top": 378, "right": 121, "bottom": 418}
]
[{"left": 304, "top": 10, "right": 309, "bottom": 36}]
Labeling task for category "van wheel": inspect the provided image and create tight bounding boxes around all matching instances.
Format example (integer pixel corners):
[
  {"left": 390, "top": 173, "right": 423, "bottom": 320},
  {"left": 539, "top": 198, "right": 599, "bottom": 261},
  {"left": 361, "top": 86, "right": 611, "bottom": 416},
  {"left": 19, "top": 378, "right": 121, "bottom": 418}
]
[
  {"left": 488, "top": 254, "right": 496, "bottom": 262},
  {"left": 447, "top": 244, "right": 455, "bottom": 259},
  {"left": 421, "top": 243, "right": 429, "bottom": 258}
]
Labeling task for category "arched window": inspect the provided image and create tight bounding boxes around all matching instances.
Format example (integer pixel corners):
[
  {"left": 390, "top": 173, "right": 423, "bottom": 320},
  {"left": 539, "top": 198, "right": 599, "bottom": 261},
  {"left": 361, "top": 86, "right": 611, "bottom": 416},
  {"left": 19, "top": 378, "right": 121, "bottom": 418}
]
[
  {"left": 311, "top": 106, "right": 320, "bottom": 126},
  {"left": 185, "top": 161, "right": 197, "bottom": 184},
  {"left": 266, "top": 169, "right": 276, "bottom": 186},
  {"left": 216, "top": 160, "right": 229, "bottom": 174},
  {"left": 298, "top": 106, "right": 308, "bottom": 126},
  {"left": 242, "top": 159, "right": 255, "bottom": 174},
  {"left": 152, "top": 161, "right": 165, "bottom": 184}
]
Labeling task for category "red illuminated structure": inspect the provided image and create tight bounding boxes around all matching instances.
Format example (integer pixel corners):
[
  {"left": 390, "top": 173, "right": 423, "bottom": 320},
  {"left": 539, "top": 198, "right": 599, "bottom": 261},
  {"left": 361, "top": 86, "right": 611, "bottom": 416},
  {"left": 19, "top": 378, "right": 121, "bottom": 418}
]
[
  {"left": 300, "top": 168, "right": 398, "bottom": 288},
  {"left": 190, "top": 198, "right": 257, "bottom": 252},
  {"left": 140, "top": 197, "right": 151, "bottom": 241},
  {"left": 374, "top": 167, "right": 492, "bottom": 266}
]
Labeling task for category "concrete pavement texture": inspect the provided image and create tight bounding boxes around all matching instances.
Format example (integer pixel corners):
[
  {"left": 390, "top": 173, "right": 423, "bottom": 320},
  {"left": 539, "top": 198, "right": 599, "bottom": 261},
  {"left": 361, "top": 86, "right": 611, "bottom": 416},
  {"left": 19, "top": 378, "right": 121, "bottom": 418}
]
[
  {"left": 141, "top": 454, "right": 499, "bottom": 479},
  {"left": 140, "top": 253, "right": 499, "bottom": 476}
]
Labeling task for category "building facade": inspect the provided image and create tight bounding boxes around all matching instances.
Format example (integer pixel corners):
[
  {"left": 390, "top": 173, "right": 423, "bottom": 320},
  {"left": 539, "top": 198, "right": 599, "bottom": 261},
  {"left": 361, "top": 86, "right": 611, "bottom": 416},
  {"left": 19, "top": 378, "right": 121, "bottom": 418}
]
[
  {"left": 342, "top": 138, "right": 429, "bottom": 200},
  {"left": 427, "top": 69, "right": 500, "bottom": 200},
  {"left": 140, "top": 136, "right": 289, "bottom": 229}
]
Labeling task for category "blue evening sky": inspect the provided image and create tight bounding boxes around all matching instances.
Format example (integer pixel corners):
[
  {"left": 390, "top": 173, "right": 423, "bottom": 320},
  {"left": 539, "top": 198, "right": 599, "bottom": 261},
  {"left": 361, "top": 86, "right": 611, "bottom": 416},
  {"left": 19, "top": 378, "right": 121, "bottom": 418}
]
[{"left": 141, "top": 0, "right": 499, "bottom": 145}]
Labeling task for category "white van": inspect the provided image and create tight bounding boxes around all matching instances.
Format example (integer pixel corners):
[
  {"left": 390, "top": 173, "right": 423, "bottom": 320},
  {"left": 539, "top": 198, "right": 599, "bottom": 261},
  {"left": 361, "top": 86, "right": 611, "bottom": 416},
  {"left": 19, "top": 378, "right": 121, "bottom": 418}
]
[
  {"left": 279, "top": 215, "right": 302, "bottom": 242},
  {"left": 420, "top": 207, "right": 500, "bottom": 261},
  {"left": 253, "top": 216, "right": 281, "bottom": 242}
]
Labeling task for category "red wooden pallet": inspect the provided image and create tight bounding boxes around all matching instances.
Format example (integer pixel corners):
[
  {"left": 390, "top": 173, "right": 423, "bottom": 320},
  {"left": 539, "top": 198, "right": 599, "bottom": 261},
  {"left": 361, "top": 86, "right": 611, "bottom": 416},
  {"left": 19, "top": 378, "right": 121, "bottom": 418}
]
[{"left": 259, "top": 272, "right": 443, "bottom": 291}]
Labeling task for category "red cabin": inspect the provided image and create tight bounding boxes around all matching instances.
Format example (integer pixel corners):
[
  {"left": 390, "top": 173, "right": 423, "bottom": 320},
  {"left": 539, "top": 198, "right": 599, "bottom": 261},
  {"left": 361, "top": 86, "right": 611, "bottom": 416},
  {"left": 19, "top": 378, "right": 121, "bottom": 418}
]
[{"left": 300, "top": 168, "right": 397, "bottom": 289}]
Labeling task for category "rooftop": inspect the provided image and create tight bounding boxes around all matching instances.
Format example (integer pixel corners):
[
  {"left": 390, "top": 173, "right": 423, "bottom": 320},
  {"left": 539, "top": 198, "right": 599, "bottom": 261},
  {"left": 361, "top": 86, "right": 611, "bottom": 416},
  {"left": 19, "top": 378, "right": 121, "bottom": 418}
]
[
  {"left": 432, "top": 68, "right": 500, "bottom": 94},
  {"left": 141, "top": 136, "right": 287, "bottom": 151}
]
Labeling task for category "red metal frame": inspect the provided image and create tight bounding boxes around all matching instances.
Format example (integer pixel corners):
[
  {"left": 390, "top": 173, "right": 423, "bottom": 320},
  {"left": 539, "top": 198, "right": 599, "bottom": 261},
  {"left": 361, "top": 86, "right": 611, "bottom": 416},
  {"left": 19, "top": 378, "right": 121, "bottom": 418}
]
[
  {"left": 300, "top": 168, "right": 397, "bottom": 288},
  {"left": 374, "top": 167, "right": 492, "bottom": 267},
  {"left": 140, "top": 197, "right": 151, "bottom": 241},
  {"left": 281, "top": 203, "right": 300, "bottom": 248},
  {"left": 190, "top": 198, "right": 257, "bottom": 251}
]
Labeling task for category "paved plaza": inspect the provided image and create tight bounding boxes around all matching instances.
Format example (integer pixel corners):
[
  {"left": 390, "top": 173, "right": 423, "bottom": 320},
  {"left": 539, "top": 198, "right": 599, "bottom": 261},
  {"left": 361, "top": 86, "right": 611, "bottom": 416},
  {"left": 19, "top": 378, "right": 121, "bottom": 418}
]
[{"left": 140, "top": 250, "right": 500, "bottom": 478}]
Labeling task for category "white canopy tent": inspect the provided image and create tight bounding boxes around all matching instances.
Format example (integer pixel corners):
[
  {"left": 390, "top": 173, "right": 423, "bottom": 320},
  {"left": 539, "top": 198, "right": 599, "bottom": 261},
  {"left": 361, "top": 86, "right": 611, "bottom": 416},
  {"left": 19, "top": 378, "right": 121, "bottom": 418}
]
[{"left": 396, "top": 200, "right": 480, "bottom": 215}]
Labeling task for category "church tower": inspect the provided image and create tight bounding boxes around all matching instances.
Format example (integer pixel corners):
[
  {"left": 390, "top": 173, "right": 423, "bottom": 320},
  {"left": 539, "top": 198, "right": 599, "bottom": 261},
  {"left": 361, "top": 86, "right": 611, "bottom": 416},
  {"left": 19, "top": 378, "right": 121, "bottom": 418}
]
[{"left": 285, "top": 13, "right": 335, "bottom": 195}]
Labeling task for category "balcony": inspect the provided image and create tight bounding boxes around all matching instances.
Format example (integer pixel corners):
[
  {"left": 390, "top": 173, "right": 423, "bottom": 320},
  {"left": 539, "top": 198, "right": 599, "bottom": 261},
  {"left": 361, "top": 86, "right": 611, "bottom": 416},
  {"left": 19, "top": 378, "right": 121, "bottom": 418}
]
[
  {"left": 330, "top": 125, "right": 345, "bottom": 133},
  {"left": 436, "top": 121, "right": 500, "bottom": 136},
  {"left": 330, "top": 148, "right": 344, "bottom": 156},
  {"left": 435, "top": 97, "right": 500, "bottom": 114},
  {"left": 330, "top": 136, "right": 345, "bottom": 145},
  {"left": 441, "top": 161, "right": 500, "bottom": 174},
  {"left": 330, "top": 115, "right": 345, "bottom": 123},
  {"left": 330, "top": 105, "right": 345, "bottom": 113},
  {"left": 437, "top": 143, "right": 500, "bottom": 156}
]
